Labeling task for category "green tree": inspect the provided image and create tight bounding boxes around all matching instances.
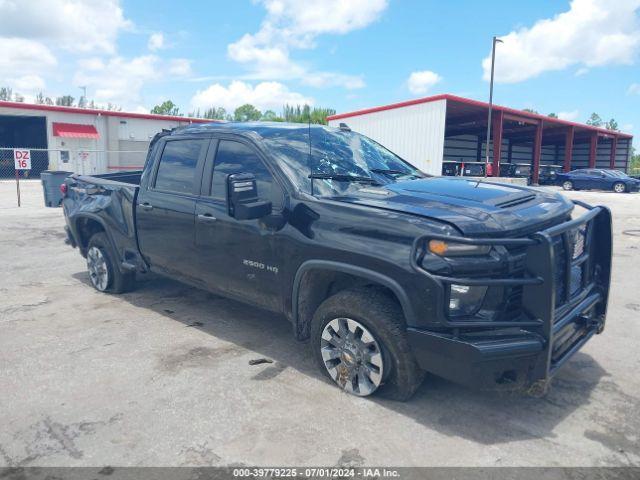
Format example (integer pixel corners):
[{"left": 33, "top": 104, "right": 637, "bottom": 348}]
[
  {"left": 261, "top": 109, "right": 278, "bottom": 121},
  {"left": 151, "top": 100, "right": 180, "bottom": 116},
  {"left": 56, "top": 95, "right": 75, "bottom": 106},
  {"left": 44, "top": 96, "right": 54, "bottom": 105},
  {"left": 203, "top": 107, "right": 228, "bottom": 120},
  {"left": 605, "top": 118, "right": 619, "bottom": 131},
  {"left": 523, "top": 108, "right": 539, "bottom": 114},
  {"left": 234, "top": 103, "right": 262, "bottom": 122},
  {"left": 281, "top": 104, "right": 336, "bottom": 124},
  {"left": 586, "top": 112, "right": 603, "bottom": 127},
  {"left": 0, "top": 87, "right": 13, "bottom": 101},
  {"left": 35, "top": 92, "right": 45, "bottom": 104},
  {"left": 548, "top": 113, "right": 558, "bottom": 118}
]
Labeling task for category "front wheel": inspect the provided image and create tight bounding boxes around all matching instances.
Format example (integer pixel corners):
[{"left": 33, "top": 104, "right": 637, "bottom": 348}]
[
  {"left": 86, "top": 232, "right": 135, "bottom": 293},
  {"left": 310, "top": 288, "right": 424, "bottom": 400},
  {"left": 613, "top": 182, "right": 626, "bottom": 193},
  {"left": 562, "top": 180, "right": 573, "bottom": 191}
]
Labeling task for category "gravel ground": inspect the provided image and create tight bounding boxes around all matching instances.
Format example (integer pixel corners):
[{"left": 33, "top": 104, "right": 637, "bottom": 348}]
[{"left": 0, "top": 179, "right": 639, "bottom": 467}]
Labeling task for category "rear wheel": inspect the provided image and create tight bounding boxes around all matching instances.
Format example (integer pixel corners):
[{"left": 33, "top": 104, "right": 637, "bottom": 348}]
[
  {"left": 613, "top": 182, "right": 626, "bottom": 193},
  {"left": 562, "top": 180, "right": 573, "bottom": 191},
  {"left": 86, "top": 232, "right": 135, "bottom": 293},
  {"left": 310, "top": 287, "right": 424, "bottom": 400}
]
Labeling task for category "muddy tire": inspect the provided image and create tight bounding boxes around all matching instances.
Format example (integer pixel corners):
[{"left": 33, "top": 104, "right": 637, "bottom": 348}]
[
  {"left": 310, "top": 287, "right": 424, "bottom": 401},
  {"left": 86, "top": 232, "right": 135, "bottom": 293}
]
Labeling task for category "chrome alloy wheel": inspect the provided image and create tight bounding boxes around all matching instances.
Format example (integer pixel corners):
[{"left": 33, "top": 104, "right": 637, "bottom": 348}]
[
  {"left": 614, "top": 182, "right": 626, "bottom": 193},
  {"left": 87, "top": 246, "right": 109, "bottom": 291},
  {"left": 320, "top": 318, "right": 384, "bottom": 396},
  {"left": 562, "top": 181, "right": 573, "bottom": 190}
]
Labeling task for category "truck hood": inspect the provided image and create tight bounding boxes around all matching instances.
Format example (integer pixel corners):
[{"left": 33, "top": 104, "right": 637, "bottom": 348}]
[{"left": 330, "top": 177, "right": 574, "bottom": 236}]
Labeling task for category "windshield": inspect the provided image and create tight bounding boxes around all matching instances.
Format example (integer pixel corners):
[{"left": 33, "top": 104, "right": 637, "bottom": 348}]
[{"left": 259, "top": 125, "right": 425, "bottom": 196}]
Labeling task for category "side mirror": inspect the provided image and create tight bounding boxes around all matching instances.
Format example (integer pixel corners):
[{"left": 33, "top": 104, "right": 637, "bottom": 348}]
[{"left": 227, "top": 173, "right": 272, "bottom": 220}]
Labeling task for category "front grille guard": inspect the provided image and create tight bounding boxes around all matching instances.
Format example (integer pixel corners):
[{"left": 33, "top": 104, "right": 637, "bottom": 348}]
[{"left": 410, "top": 201, "right": 613, "bottom": 334}]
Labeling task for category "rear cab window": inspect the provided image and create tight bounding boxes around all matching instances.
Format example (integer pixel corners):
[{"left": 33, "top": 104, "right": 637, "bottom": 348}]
[{"left": 154, "top": 139, "right": 208, "bottom": 194}]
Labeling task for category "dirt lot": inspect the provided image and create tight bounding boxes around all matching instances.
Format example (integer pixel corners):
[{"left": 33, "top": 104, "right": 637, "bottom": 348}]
[{"left": 1, "top": 179, "right": 639, "bottom": 467}]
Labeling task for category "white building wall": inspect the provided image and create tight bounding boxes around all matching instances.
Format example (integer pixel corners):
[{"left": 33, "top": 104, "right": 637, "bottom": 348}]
[
  {"left": 328, "top": 99, "right": 447, "bottom": 175},
  {"left": 0, "top": 104, "right": 198, "bottom": 174}
]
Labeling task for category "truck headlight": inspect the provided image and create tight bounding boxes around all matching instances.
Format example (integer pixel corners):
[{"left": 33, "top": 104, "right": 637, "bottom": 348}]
[
  {"left": 428, "top": 240, "right": 491, "bottom": 257},
  {"left": 448, "top": 284, "right": 488, "bottom": 316}
]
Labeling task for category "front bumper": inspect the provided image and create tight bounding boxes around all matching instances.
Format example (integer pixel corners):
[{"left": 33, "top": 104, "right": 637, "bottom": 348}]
[
  {"left": 407, "top": 290, "right": 604, "bottom": 388},
  {"left": 408, "top": 201, "right": 612, "bottom": 389}
]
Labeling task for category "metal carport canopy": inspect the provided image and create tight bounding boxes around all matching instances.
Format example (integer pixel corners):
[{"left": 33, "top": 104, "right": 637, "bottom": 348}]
[{"left": 327, "top": 94, "right": 633, "bottom": 181}]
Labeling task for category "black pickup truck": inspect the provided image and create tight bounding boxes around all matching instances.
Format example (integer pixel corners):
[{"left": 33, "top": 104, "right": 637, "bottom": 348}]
[{"left": 62, "top": 122, "right": 612, "bottom": 400}]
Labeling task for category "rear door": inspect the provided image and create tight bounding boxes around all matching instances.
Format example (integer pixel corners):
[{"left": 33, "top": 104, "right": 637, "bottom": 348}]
[
  {"left": 194, "top": 137, "right": 285, "bottom": 311},
  {"left": 137, "top": 136, "right": 209, "bottom": 280}
]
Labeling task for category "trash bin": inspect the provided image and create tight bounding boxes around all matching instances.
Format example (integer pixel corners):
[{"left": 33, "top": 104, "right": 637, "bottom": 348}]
[{"left": 41, "top": 170, "right": 72, "bottom": 207}]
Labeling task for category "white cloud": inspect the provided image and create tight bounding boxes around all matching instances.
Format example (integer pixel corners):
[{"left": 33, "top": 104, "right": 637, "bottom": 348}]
[
  {"left": 0, "top": 38, "right": 56, "bottom": 93},
  {"left": 10, "top": 75, "right": 47, "bottom": 93},
  {"left": 482, "top": 0, "right": 640, "bottom": 83},
  {"left": 227, "top": 0, "right": 388, "bottom": 88},
  {"left": 557, "top": 110, "right": 580, "bottom": 121},
  {"left": 71, "top": 54, "right": 193, "bottom": 109},
  {"left": 628, "top": 83, "right": 640, "bottom": 95},
  {"left": 191, "top": 80, "right": 314, "bottom": 112},
  {"left": 0, "top": 37, "right": 57, "bottom": 75},
  {"left": 407, "top": 70, "right": 442, "bottom": 95},
  {"left": 168, "top": 58, "right": 193, "bottom": 76},
  {"left": 73, "top": 55, "right": 161, "bottom": 108},
  {"left": 0, "top": 0, "right": 130, "bottom": 54},
  {"left": 148, "top": 32, "right": 165, "bottom": 51}
]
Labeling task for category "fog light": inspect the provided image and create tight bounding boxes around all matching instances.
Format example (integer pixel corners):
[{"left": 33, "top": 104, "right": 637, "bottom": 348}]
[{"left": 448, "top": 284, "right": 488, "bottom": 316}]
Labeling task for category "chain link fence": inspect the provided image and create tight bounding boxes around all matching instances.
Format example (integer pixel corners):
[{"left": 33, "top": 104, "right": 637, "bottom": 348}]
[
  {"left": 0, "top": 147, "right": 148, "bottom": 178},
  {"left": 0, "top": 147, "right": 148, "bottom": 208}
]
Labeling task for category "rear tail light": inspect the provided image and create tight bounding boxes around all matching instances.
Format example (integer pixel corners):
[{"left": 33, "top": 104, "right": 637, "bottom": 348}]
[{"left": 60, "top": 183, "right": 68, "bottom": 196}]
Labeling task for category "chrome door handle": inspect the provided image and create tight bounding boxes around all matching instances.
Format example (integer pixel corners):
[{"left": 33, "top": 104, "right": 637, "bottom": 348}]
[
  {"left": 197, "top": 213, "right": 217, "bottom": 223},
  {"left": 139, "top": 202, "right": 153, "bottom": 210}
]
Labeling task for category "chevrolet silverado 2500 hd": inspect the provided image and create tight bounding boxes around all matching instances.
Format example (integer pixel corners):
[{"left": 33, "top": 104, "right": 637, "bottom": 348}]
[{"left": 62, "top": 122, "right": 612, "bottom": 400}]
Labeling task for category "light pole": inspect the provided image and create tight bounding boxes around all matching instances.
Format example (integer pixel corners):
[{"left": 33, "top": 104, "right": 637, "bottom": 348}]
[{"left": 484, "top": 36, "right": 503, "bottom": 177}]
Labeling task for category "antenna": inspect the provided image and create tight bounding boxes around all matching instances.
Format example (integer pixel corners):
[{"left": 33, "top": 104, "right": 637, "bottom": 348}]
[{"left": 308, "top": 112, "right": 314, "bottom": 196}]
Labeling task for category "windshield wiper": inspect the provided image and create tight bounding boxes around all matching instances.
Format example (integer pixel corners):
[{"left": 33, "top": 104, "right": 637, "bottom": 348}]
[
  {"left": 370, "top": 168, "right": 406, "bottom": 175},
  {"left": 308, "top": 173, "right": 380, "bottom": 184},
  {"left": 371, "top": 168, "right": 425, "bottom": 179}
]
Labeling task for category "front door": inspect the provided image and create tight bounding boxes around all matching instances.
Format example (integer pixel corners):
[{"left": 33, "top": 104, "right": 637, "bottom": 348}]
[
  {"left": 571, "top": 170, "right": 590, "bottom": 189},
  {"left": 194, "top": 137, "right": 284, "bottom": 311},
  {"left": 137, "top": 137, "right": 209, "bottom": 281}
]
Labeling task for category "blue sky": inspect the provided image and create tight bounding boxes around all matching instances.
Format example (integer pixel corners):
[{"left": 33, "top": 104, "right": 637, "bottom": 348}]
[{"left": 1, "top": 1, "right": 638, "bottom": 139}]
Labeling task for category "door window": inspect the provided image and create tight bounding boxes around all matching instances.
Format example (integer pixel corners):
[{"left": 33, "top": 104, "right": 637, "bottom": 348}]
[
  {"left": 154, "top": 139, "right": 206, "bottom": 194},
  {"left": 211, "top": 140, "right": 283, "bottom": 209}
]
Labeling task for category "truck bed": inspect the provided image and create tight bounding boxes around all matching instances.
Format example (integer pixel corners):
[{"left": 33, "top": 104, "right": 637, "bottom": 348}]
[
  {"left": 80, "top": 170, "right": 144, "bottom": 186},
  {"left": 63, "top": 171, "right": 143, "bottom": 270}
]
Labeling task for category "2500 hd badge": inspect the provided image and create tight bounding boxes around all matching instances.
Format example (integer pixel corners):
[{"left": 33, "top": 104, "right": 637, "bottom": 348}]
[
  {"left": 61, "top": 121, "right": 612, "bottom": 401},
  {"left": 243, "top": 259, "right": 279, "bottom": 274}
]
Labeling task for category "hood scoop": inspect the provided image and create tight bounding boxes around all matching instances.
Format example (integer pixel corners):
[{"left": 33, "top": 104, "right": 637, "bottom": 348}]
[{"left": 483, "top": 191, "right": 536, "bottom": 209}]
